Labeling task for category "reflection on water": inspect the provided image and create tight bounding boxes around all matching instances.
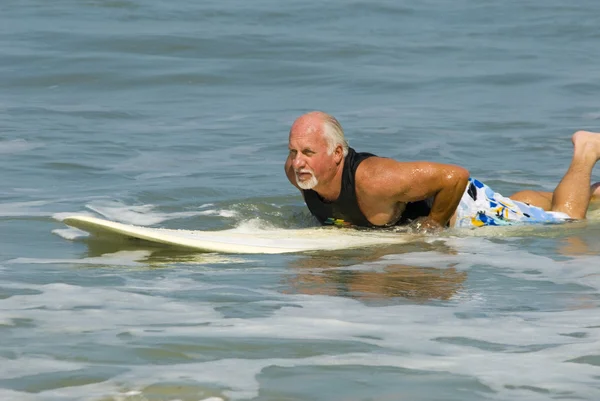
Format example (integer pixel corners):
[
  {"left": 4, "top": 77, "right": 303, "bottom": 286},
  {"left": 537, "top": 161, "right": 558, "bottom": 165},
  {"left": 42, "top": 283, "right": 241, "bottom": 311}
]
[
  {"left": 75, "top": 236, "right": 250, "bottom": 268},
  {"left": 77, "top": 235, "right": 467, "bottom": 303},
  {"left": 286, "top": 263, "right": 466, "bottom": 302},
  {"left": 557, "top": 224, "right": 600, "bottom": 256},
  {"left": 286, "top": 240, "right": 465, "bottom": 303},
  {"left": 72, "top": 226, "right": 600, "bottom": 307}
]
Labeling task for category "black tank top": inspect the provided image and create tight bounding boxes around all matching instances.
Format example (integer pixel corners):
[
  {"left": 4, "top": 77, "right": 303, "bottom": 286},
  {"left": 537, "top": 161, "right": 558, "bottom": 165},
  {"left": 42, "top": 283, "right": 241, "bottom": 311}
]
[{"left": 302, "top": 148, "right": 432, "bottom": 227}]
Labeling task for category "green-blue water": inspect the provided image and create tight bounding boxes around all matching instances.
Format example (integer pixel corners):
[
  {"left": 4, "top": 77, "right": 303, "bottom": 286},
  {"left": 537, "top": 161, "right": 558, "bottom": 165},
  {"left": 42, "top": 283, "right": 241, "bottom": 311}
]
[{"left": 2, "top": 1, "right": 600, "bottom": 400}]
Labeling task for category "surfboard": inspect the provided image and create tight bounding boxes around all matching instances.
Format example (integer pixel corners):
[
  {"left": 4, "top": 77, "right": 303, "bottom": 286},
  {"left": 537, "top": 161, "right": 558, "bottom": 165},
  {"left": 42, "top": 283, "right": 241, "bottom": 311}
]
[{"left": 60, "top": 215, "right": 414, "bottom": 254}]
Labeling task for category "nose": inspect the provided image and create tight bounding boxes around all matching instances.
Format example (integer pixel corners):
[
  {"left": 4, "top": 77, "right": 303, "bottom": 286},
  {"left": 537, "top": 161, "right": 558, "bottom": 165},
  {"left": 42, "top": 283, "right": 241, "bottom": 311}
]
[{"left": 292, "top": 153, "right": 306, "bottom": 169}]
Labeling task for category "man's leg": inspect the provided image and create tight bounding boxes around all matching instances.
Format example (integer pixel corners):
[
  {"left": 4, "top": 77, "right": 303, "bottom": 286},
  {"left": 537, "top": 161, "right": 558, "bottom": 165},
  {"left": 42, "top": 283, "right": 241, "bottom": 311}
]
[
  {"left": 547, "top": 131, "right": 600, "bottom": 218},
  {"left": 509, "top": 190, "right": 553, "bottom": 210},
  {"left": 509, "top": 132, "right": 600, "bottom": 218},
  {"left": 510, "top": 182, "right": 600, "bottom": 210}
]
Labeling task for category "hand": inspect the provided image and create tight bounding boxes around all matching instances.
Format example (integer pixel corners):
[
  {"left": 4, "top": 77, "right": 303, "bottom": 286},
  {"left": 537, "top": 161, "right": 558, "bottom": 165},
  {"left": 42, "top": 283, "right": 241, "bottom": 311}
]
[{"left": 408, "top": 217, "right": 443, "bottom": 234}]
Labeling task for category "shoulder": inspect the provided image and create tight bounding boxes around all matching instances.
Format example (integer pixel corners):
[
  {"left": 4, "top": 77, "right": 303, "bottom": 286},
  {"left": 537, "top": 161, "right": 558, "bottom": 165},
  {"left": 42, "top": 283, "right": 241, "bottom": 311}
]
[
  {"left": 355, "top": 157, "right": 414, "bottom": 196},
  {"left": 355, "top": 158, "right": 459, "bottom": 195},
  {"left": 357, "top": 157, "right": 464, "bottom": 179}
]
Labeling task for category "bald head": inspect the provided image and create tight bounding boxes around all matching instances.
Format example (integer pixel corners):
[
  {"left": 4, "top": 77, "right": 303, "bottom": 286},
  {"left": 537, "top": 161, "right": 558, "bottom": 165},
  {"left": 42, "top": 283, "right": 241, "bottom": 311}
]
[{"left": 289, "top": 111, "right": 348, "bottom": 157}]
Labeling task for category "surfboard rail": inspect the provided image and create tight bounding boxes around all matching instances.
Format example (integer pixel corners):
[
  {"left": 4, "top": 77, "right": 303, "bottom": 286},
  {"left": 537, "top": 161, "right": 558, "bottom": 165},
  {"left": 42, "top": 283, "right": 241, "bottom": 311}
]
[{"left": 60, "top": 215, "right": 413, "bottom": 254}]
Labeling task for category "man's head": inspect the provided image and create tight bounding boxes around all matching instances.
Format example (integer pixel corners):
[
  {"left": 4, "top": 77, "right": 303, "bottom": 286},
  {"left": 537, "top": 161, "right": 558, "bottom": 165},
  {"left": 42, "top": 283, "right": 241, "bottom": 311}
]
[{"left": 287, "top": 111, "right": 348, "bottom": 190}]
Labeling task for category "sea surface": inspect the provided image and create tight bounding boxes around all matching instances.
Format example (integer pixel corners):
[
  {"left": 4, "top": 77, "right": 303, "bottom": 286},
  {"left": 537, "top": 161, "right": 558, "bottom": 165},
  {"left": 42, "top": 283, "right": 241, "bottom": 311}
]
[{"left": 2, "top": 1, "right": 600, "bottom": 400}]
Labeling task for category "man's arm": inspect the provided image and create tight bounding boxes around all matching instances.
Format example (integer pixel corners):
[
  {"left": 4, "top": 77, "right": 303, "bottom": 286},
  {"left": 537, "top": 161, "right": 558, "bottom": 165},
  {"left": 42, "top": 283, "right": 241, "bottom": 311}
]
[
  {"left": 425, "top": 164, "right": 469, "bottom": 228},
  {"left": 357, "top": 158, "right": 469, "bottom": 227},
  {"left": 284, "top": 154, "right": 301, "bottom": 190}
]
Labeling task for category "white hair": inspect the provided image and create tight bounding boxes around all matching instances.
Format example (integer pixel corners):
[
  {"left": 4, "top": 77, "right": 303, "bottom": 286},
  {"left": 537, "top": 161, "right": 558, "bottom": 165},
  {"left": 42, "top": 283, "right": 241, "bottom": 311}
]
[{"left": 322, "top": 115, "right": 349, "bottom": 157}]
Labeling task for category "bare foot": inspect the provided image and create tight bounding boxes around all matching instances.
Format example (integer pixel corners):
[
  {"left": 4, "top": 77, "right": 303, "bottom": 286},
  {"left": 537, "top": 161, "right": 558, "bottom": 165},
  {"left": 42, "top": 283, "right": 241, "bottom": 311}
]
[{"left": 572, "top": 131, "right": 600, "bottom": 162}]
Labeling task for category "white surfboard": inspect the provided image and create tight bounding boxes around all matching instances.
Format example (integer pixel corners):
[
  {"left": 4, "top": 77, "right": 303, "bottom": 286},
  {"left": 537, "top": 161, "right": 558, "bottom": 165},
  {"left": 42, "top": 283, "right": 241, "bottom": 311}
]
[{"left": 60, "top": 215, "right": 415, "bottom": 254}]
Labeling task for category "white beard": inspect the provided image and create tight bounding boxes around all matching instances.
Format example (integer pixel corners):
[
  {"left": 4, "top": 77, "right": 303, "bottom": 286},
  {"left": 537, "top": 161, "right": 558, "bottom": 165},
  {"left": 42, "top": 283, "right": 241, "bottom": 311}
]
[{"left": 295, "top": 170, "right": 319, "bottom": 190}]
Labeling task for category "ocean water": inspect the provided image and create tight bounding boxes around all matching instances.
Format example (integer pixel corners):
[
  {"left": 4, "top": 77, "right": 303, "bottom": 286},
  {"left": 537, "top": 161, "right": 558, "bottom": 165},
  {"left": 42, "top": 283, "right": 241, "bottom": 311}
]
[{"left": 2, "top": 1, "right": 600, "bottom": 400}]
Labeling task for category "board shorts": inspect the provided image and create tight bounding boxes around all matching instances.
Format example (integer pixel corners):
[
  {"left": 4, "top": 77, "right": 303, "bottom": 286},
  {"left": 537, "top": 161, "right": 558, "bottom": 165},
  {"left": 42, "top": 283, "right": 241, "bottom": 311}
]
[{"left": 453, "top": 178, "right": 571, "bottom": 228}]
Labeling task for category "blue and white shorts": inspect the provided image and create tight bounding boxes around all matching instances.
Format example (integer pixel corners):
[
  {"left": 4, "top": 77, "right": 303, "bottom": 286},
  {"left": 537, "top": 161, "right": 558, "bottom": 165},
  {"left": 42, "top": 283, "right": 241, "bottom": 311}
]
[{"left": 453, "top": 178, "right": 571, "bottom": 228}]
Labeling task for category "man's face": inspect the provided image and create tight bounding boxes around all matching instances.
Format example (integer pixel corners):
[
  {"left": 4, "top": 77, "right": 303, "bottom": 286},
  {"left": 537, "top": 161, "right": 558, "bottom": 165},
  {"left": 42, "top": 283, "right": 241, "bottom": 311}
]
[{"left": 287, "top": 128, "right": 333, "bottom": 190}]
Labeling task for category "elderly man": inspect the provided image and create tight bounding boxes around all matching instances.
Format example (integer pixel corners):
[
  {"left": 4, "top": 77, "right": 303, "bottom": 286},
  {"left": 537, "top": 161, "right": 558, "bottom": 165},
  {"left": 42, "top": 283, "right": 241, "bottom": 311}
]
[{"left": 284, "top": 111, "right": 600, "bottom": 230}]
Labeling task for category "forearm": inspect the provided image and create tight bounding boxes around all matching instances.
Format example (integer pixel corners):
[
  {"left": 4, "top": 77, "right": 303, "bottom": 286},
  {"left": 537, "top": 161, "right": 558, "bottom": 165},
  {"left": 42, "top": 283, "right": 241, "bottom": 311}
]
[{"left": 427, "top": 169, "right": 469, "bottom": 226}]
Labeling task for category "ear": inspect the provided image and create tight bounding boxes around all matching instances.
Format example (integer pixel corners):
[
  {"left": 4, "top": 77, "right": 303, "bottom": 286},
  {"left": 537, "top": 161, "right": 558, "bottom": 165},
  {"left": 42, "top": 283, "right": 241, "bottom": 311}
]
[{"left": 334, "top": 145, "right": 344, "bottom": 164}]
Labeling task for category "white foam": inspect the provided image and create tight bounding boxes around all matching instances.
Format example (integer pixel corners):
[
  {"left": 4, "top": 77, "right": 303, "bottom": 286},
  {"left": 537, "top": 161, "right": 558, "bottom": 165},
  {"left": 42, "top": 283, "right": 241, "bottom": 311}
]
[
  {"left": 85, "top": 200, "right": 217, "bottom": 225},
  {"left": 0, "top": 200, "right": 53, "bottom": 217},
  {"left": 53, "top": 211, "right": 93, "bottom": 221},
  {"left": 1, "top": 279, "right": 597, "bottom": 401},
  {"left": 51, "top": 227, "right": 89, "bottom": 240},
  {"left": 115, "top": 293, "right": 585, "bottom": 353},
  {"left": 230, "top": 218, "right": 278, "bottom": 232},
  {"left": 7, "top": 250, "right": 152, "bottom": 267},
  {"left": 0, "top": 139, "right": 42, "bottom": 154},
  {"left": 0, "top": 389, "right": 38, "bottom": 401},
  {"left": 64, "top": 344, "right": 600, "bottom": 400},
  {"left": 2, "top": 237, "right": 599, "bottom": 400},
  {"left": 0, "top": 357, "right": 83, "bottom": 380},
  {"left": 381, "top": 236, "right": 600, "bottom": 290},
  {"left": 0, "top": 281, "right": 221, "bottom": 335},
  {"left": 8, "top": 380, "right": 128, "bottom": 401},
  {"left": 583, "top": 111, "right": 600, "bottom": 120},
  {"left": 198, "top": 209, "right": 238, "bottom": 218}
]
